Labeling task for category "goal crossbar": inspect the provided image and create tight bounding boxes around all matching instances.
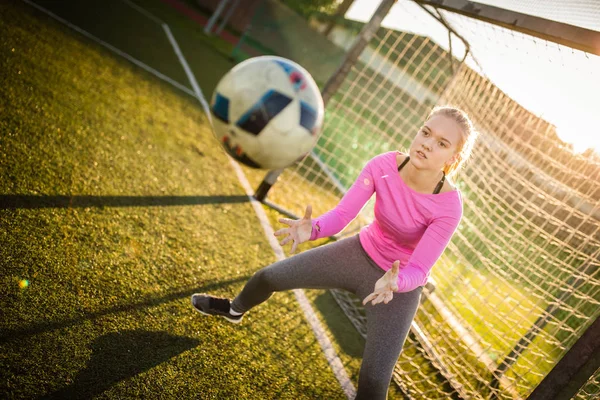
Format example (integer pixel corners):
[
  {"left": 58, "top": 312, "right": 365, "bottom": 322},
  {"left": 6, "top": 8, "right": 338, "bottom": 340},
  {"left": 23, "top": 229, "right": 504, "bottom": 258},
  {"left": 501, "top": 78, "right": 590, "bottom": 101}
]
[{"left": 414, "top": 0, "right": 600, "bottom": 56}]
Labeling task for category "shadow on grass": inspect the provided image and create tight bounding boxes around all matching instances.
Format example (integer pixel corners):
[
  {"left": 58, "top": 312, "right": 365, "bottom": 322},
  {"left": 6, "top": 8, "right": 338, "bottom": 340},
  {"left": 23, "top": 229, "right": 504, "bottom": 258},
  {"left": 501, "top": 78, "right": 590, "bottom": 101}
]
[
  {"left": 0, "top": 194, "right": 250, "bottom": 209},
  {"left": 313, "top": 290, "right": 365, "bottom": 358},
  {"left": 0, "top": 276, "right": 250, "bottom": 343},
  {"left": 41, "top": 329, "right": 199, "bottom": 399},
  {"left": 252, "top": 295, "right": 351, "bottom": 399}
]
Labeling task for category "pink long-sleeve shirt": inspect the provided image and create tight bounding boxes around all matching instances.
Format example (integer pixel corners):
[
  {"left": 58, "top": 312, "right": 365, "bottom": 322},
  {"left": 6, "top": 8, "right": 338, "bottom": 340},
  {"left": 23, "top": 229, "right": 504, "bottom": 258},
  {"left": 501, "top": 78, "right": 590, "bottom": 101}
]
[{"left": 310, "top": 151, "right": 463, "bottom": 292}]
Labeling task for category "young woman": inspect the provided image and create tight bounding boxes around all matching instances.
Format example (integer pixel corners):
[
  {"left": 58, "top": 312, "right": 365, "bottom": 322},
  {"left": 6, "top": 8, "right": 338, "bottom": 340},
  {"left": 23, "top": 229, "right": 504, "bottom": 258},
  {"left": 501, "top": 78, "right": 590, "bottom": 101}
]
[{"left": 192, "top": 106, "right": 478, "bottom": 399}]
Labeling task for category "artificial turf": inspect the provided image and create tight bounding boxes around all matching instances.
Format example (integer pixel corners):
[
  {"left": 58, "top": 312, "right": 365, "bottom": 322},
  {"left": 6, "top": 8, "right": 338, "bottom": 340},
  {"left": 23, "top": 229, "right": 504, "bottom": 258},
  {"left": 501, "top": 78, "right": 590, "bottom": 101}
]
[{"left": 0, "top": 1, "right": 351, "bottom": 397}]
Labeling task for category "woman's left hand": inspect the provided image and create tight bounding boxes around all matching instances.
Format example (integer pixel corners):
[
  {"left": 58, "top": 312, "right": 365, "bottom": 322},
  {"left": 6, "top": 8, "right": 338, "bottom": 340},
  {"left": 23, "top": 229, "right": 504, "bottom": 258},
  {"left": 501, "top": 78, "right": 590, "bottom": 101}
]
[{"left": 362, "top": 261, "right": 401, "bottom": 306}]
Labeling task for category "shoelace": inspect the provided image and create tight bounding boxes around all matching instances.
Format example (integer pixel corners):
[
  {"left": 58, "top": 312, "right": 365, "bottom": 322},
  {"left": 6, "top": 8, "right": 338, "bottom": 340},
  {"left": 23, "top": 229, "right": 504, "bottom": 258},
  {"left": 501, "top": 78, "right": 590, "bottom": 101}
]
[{"left": 209, "top": 297, "right": 231, "bottom": 313}]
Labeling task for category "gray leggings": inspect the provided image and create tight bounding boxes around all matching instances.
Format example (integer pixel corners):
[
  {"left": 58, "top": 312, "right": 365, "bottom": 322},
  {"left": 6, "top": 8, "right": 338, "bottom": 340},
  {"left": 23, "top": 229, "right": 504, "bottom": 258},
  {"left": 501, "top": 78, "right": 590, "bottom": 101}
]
[{"left": 231, "top": 235, "right": 423, "bottom": 400}]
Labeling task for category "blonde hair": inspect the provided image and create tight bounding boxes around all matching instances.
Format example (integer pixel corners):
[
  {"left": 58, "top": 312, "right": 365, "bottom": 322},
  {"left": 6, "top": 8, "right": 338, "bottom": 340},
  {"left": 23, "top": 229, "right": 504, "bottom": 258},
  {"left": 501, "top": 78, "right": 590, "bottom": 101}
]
[{"left": 427, "top": 106, "right": 478, "bottom": 176}]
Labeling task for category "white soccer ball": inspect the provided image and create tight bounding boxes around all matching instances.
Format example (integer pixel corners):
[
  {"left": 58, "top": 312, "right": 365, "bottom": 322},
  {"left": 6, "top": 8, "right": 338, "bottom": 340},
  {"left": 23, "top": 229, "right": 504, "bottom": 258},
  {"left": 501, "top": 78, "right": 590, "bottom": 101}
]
[{"left": 210, "top": 56, "right": 324, "bottom": 169}]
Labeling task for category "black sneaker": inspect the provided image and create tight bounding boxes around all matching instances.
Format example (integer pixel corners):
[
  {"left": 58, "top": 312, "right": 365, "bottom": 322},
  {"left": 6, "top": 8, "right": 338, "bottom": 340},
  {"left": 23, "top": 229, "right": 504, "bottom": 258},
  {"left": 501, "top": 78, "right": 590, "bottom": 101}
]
[{"left": 191, "top": 293, "right": 244, "bottom": 324}]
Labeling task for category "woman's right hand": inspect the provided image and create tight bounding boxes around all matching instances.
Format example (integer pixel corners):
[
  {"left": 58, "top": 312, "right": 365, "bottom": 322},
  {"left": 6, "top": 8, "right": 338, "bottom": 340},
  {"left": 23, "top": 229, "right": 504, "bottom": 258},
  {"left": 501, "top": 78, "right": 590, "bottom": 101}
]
[{"left": 274, "top": 205, "right": 313, "bottom": 254}]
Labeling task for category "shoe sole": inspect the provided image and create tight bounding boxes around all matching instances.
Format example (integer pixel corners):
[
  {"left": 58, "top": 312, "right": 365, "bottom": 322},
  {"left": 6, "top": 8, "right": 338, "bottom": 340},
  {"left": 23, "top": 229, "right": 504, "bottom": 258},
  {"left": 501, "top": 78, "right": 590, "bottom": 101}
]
[{"left": 191, "top": 294, "right": 243, "bottom": 324}]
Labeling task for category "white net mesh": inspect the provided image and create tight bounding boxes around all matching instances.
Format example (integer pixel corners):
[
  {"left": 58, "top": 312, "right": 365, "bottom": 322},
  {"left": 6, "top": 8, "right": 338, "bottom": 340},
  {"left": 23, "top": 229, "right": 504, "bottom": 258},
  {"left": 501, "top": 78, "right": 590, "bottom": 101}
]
[
  {"left": 266, "top": 1, "right": 600, "bottom": 398},
  {"left": 573, "top": 366, "right": 600, "bottom": 399}
]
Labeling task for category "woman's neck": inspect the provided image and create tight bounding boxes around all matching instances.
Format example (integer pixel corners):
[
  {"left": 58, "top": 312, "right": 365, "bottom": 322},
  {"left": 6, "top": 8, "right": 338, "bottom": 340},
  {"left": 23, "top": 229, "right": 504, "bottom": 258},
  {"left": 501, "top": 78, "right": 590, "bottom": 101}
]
[{"left": 401, "top": 160, "right": 444, "bottom": 193}]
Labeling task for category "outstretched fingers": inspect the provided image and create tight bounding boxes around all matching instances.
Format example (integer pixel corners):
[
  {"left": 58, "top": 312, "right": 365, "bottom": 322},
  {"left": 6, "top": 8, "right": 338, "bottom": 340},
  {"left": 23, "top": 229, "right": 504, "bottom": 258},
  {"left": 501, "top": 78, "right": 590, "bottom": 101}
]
[
  {"left": 391, "top": 260, "right": 400, "bottom": 276},
  {"left": 372, "top": 292, "right": 387, "bottom": 305},
  {"left": 280, "top": 236, "right": 293, "bottom": 246},
  {"left": 274, "top": 227, "right": 288, "bottom": 237},
  {"left": 362, "top": 292, "right": 377, "bottom": 306},
  {"left": 303, "top": 204, "right": 312, "bottom": 220},
  {"left": 363, "top": 289, "right": 395, "bottom": 306},
  {"left": 278, "top": 218, "right": 294, "bottom": 226},
  {"left": 383, "top": 291, "right": 394, "bottom": 304}
]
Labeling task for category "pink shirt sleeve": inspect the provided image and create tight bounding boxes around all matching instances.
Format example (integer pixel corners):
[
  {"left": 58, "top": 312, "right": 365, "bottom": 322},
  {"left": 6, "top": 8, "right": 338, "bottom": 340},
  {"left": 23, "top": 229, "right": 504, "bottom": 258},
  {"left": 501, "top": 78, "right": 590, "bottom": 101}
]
[
  {"left": 396, "top": 207, "right": 462, "bottom": 292},
  {"left": 309, "top": 158, "right": 376, "bottom": 240}
]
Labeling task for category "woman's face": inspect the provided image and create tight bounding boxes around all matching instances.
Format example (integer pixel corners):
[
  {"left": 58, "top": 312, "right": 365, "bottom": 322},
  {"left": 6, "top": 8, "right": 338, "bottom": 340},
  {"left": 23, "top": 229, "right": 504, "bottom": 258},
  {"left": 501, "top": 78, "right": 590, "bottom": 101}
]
[{"left": 409, "top": 114, "right": 463, "bottom": 172}]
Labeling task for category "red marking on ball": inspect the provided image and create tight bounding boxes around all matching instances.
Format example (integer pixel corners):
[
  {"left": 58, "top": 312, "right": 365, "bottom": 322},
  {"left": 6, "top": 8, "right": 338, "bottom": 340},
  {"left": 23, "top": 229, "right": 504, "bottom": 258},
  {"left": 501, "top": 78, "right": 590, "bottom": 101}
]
[{"left": 290, "top": 71, "right": 306, "bottom": 90}]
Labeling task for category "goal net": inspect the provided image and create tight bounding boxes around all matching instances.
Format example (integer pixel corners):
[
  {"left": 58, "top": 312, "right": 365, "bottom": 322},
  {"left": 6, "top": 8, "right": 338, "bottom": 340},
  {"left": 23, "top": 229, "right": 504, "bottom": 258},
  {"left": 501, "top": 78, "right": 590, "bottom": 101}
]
[{"left": 260, "top": 1, "right": 600, "bottom": 398}]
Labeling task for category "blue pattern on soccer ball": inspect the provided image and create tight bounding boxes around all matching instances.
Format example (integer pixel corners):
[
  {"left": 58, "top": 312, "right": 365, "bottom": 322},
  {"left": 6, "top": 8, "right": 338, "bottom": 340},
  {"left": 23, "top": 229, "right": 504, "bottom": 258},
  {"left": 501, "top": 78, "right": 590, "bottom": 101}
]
[
  {"left": 212, "top": 93, "right": 230, "bottom": 123},
  {"left": 236, "top": 90, "right": 293, "bottom": 135}
]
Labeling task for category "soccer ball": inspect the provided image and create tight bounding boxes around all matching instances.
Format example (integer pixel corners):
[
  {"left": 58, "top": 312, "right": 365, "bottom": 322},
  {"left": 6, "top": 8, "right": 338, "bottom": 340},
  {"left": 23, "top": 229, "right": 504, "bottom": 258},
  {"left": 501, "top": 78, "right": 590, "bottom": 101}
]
[{"left": 210, "top": 56, "right": 324, "bottom": 169}]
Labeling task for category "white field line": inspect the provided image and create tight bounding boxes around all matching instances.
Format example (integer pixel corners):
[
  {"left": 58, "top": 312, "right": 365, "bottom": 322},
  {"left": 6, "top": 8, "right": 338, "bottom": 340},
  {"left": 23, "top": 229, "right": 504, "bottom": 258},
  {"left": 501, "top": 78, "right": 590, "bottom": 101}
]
[
  {"left": 162, "top": 24, "right": 211, "bottom": 117},
  {"left": 122, "top": 0, "right": 211, "bottom": 115},
  {"left": 21, "top": 0, "right": 356, "bottom": 397},
  {"left": 122, "top": 0, "right": 164, "bottom": 25},
  {"left": 21, "top": 0, "right": 196, "bottom": 99}
]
